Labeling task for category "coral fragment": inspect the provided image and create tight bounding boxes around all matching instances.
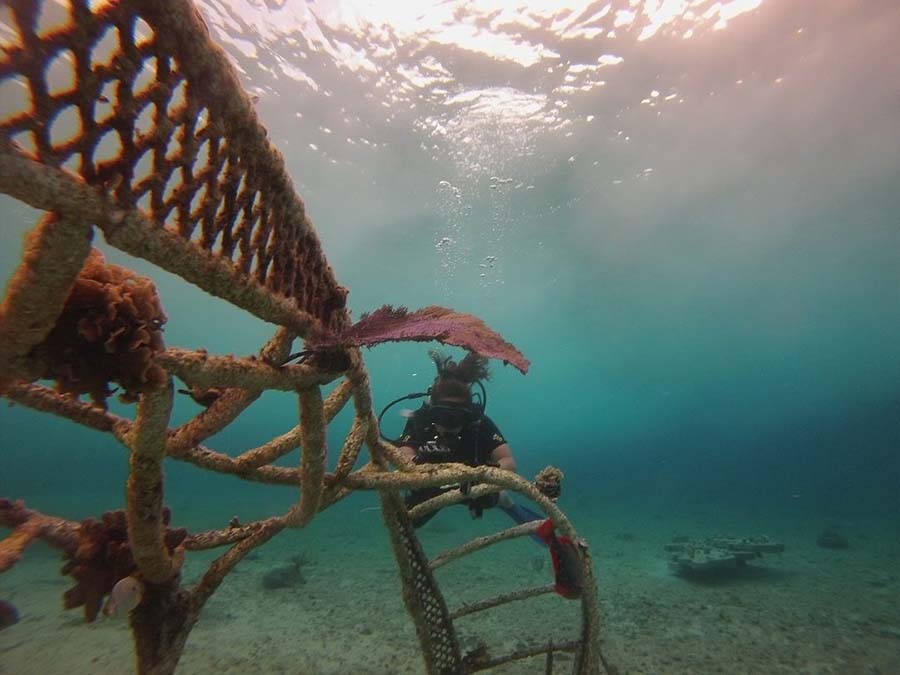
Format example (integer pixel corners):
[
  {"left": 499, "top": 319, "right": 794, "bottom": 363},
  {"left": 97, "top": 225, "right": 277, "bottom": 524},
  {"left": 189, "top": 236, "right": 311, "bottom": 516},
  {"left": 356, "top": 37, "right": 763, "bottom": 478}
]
[{"left": 28, "top": 249, "right": 168, "bottom": 406}]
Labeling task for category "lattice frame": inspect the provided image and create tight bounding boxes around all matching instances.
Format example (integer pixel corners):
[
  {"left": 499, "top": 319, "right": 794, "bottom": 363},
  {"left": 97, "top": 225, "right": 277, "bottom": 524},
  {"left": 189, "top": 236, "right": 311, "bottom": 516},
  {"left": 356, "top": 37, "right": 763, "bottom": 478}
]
[
  {"left": 1, "top": 0, "right": 348, "bottom": 333},
  {"left": 0, "top": 1, "right": 606, "bottom": 674}
]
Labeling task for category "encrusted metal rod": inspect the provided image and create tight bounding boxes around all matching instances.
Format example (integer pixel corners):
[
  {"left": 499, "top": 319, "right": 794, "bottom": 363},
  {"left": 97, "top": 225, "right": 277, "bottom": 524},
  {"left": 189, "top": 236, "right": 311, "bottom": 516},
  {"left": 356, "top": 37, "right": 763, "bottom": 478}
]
[
  {"left": 320, "top": 461, "right": 380, "bottom": 509},
  {"left": 575, "top": 548, "right": 606, "bottom": 675},
  {"left": 1, "top": 383, "right": 300, "bottom": 487},
  {"left": 234, "top": 425, "right": 302, "bottom": 471},
  {"left": 319, "top": 482, "right": 355, "bottom": 510},
  {"left": 163, "top": 441, "right": 297, "bottom": 485},
  {"left": 235, "top": 377, "right": 351, "bottom": 470},
  {"left": 0, "top": 383, "right": 571, "bottom": 510},
  {"left": 0, "top": 500, "right": 80, "bottom": 572},
  {"left": 170, "top": 388, "right": 262, "bottom": 450},
  {"left": 346, "top": 354, "right": 374, "bottom": 415},
  {"left": 347, "top": 359, "right": 391, "bottom": 465},
  {"left": 159, "top": 440, "right": 306, "bottom": 486},
  {"left": 0, "top": 213, "right": 93, "bottom": 382},
  {"left": 345, "top": 464, "right": 576, "bottom": 539},
  {"left": 286, "top": 387, "right": 326, "bottom": 527},
  {"left": 184, "top": 516, "right": 286, "bottom": 550},
  {"left": 169, "top": 326, "right": 297, "bottom": 452},
  {"left": 429, "top": 521, "right": 542, "bottom": 570},
  {"left": 331, "top": 414, "right": 366, "bottom": 480},
  {"left": 466, "top": 639, "right": 580, "bottom": 673},
  {"left": 327, "top": 367, "right": 380, "bottom": 479},
  {"left": 373, "top": 438, "right": 416, "bottom": 471},
  {"left": 258, "top": 327, "right": 297, "bottom": 364},
  {"left": 0, "top": 143, "right": 325, "bottom": 337},
  {"left": 0, "top": 382, "right": 303, "bottom": 485},
  {"left": 126, "top": 379, "right": 178, "bottom": 583},
  {"left": 191, "top": 516, "right": 286, "bottom": 608},
  {"left": 157, "top": 348, "right": 337, "bottom": 391},
  {"left": 449, "top": 584, "right": 556, "bottom": 619},
  {"left": 408, "top": 483, "right": 503, "bottom": 523},
  {"left": 104, "top": 210, "right": 329, "bottom": 337},
  {"left": 0, "top": 523, "right": 44, "bottom": 572},
  {"left": 1, "top": 382, "right": 130, "bottom": 435},
  {"left": 0, "top": 139, "right": 106, "bottom": 222},
  {"left": 323, "top": 378, "right": 355, "bottom": 420}
]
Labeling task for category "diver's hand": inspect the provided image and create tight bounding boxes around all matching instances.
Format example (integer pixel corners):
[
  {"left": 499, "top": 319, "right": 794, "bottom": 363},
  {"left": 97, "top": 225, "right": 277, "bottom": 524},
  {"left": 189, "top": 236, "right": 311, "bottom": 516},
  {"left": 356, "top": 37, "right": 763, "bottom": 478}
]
[{"left": 467, "top": 492, "right": 500, "bottom": 519}]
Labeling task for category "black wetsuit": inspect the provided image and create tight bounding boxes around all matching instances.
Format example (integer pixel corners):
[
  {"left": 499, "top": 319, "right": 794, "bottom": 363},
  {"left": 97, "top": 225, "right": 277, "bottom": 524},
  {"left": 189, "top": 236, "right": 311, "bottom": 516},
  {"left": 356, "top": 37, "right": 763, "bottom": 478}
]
[{"left": 400, "top": 406, "right": 507, "bottom": 527}]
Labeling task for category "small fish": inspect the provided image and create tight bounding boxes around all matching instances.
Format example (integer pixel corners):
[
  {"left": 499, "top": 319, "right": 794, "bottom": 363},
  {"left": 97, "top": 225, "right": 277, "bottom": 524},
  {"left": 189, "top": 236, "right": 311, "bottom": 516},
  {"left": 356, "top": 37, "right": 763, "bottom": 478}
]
[
  {"left": 103, "top": 576, "right": 143, "bottom": 618},
  {"left": 0, "top": 599, "right": 18, "bottom": 630},
  {"left": 535, "top": 519, "right": 584, "bottom": 599},
  {"left": 178, "top": 386, "right": 223, "bottom": 407}
]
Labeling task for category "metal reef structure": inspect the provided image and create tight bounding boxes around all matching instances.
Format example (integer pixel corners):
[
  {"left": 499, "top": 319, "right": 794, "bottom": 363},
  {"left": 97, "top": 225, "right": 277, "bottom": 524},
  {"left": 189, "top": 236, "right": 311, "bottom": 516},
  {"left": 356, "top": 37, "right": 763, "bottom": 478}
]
[{"left": 0, "top": 1, "right": 609, "bottom": 673}]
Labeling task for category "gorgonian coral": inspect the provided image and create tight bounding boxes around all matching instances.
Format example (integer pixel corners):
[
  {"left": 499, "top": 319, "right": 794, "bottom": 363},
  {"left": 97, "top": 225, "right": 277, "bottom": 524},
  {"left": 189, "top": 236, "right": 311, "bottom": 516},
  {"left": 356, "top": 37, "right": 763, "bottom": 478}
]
[
  {"left": 61, "top": 508, "right": 187, "bottom": 622},
  {"left": 29, "top": 249, "right": 168, "bottom": 406},
  {"left": 307, "top": 305, "right": 530, "bottom": 374}
]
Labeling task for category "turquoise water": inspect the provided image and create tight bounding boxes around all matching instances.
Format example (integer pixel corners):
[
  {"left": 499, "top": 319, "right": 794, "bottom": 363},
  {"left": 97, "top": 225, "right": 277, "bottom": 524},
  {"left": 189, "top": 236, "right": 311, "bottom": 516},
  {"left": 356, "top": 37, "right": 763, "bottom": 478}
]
[{"left": 2, "top": 1, "right": 900, "bottom": 673}]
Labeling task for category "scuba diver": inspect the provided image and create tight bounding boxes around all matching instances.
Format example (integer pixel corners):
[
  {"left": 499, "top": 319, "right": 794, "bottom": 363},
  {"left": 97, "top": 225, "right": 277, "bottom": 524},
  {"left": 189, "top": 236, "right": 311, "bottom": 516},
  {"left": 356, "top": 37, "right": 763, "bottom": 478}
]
[
  {"left": 382, "top": 349, "right": 586, "bottom": 599},
  {"left": 392, "top": 350, "right": 518, "bottom": 527}
]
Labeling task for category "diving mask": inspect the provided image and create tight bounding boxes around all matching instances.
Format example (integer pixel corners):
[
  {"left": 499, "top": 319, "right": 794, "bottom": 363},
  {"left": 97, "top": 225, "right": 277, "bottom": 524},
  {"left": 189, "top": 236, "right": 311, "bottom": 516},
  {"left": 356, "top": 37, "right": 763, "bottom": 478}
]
[{"left": 428, "top": 402, "right": 478, "bottom": 429}]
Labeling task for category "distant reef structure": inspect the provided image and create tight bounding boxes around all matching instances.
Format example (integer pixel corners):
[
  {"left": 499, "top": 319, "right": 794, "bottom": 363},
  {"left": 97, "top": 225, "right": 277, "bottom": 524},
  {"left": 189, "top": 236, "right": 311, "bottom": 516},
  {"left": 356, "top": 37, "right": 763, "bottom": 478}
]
[
  {"left": 665, "top": 535, "right": 786, "bottom": 576},
  {"left": 816, "top": 527, "right": 849, "bottom": 549}
]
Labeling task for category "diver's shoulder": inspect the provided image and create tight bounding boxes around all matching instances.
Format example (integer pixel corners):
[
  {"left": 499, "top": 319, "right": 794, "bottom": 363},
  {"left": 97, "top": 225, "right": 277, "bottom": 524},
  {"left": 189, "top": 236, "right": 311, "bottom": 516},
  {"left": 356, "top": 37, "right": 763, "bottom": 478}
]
[
  {"left": 409, "top": 406, "right": 431, "bottom": 424},
  {"left": 480, "top": 412, "right": 498, "bottom": 424}
]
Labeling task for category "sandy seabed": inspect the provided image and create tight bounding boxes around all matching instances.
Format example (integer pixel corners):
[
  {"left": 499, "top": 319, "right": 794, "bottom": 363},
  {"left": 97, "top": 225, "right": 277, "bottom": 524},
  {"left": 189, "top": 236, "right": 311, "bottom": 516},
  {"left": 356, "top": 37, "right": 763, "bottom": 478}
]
[{"left": 1, "top": 502, "right": 898, "bottom": 675}]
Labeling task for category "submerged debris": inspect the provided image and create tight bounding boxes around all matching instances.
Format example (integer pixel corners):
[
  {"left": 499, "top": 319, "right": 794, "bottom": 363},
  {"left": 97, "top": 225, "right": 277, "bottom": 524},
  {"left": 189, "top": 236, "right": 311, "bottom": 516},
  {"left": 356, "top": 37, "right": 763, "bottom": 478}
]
[
  {"left": 665, "top": 535, "right": 785, "bottom": 576},
  {"left": 817, "top": 528, "right": 849, "bottom": 549},
  {"left": 261, "top": 554, "right": 309, "bottom": 590},
  {"left": 0, "top": 599, "right": 18, "bottom": 630},
  {"left": 462, "top": 639, "right": 490, "bottom": 670}
]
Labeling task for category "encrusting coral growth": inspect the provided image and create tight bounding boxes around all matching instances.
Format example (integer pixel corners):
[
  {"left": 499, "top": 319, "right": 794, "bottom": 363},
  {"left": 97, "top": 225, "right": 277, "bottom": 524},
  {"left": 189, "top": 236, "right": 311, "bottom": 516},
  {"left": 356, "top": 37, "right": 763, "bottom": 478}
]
[
  {"left": 62, "top": 509, "right": 187, "bottom": 622},
  {"left": 27, "top": 249, "right": 167, "bottom": 407},
  {"left": 0, "top": 500, "right": 188, "bottom": 624},
  {"left": 535, "top": 466, "right": 564, "bottom": 501}
]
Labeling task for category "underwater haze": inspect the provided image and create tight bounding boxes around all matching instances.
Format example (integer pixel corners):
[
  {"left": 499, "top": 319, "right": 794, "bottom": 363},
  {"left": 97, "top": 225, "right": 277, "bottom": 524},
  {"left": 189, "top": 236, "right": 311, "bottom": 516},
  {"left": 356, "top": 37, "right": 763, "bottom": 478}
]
[{"left": 2, "top": 0, "right": 900, "bottom": 673}]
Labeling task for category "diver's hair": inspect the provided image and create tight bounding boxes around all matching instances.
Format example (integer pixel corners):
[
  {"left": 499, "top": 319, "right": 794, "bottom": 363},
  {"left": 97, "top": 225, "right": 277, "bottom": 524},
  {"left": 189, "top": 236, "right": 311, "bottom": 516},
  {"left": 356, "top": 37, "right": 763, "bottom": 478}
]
[{"left": 428, "top": 350, "right": 490, "bottom": 402}]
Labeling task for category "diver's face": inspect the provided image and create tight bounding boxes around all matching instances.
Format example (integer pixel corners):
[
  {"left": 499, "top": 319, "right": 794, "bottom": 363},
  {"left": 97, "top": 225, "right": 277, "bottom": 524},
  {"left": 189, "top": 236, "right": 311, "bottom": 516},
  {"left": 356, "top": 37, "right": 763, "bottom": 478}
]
[{"left": 431, "top": 396, "right": 469, "bottom": 435}]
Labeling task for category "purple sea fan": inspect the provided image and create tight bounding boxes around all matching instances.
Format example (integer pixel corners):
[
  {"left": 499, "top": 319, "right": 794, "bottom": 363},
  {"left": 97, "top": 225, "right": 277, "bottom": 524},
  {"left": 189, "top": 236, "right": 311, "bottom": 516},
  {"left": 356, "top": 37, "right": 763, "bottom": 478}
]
[{"left": 308, "top": 305, "right": 530, "bottom": 374}]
